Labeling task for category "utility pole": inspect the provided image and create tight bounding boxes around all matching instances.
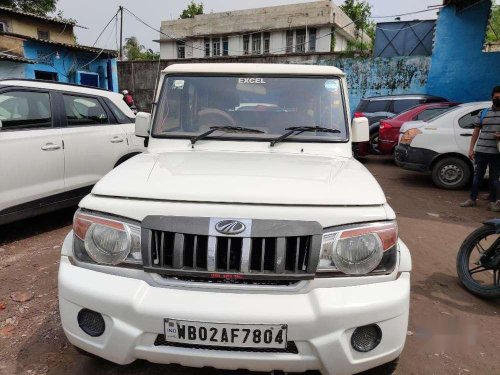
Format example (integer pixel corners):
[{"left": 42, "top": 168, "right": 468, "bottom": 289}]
[{"left": 119, "top": 5, "right": 123, "bottom": 60}]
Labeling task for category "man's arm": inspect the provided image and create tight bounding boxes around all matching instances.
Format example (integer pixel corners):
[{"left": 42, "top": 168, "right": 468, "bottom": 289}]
[{"left": 469, "top": 127, "right": 480, "bottom": 160}]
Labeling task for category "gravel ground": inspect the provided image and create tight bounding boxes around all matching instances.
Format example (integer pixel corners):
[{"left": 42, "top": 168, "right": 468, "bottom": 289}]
[{"left": 0, "top": 155, "right": 499, "bottom": 375}]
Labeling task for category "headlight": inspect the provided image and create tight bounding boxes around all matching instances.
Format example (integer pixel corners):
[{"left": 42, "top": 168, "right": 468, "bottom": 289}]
[
  {"left": 318, "top": 222, "right": 398, "bottom": 275},
  {"left": 73, "top": 210, "right": 142, "bottom": 265},
  {"left": 399, "top": 128, "right": 422, "bottom": 145}
]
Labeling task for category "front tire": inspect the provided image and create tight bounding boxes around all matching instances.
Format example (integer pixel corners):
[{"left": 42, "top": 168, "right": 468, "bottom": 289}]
[{"left": 431, "top": 157, "right": 471, "bottom": 190}]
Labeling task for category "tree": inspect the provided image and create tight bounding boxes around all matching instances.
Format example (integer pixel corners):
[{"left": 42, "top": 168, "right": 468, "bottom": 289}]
[
  {"left": 0, "top": 0, "right": 57, "bottom": 16},
  {"left": 179, "top": 1, "right": 203, "bottom": 19},
  {"left": 123, "top": 36, "right": 160, "bottom": 61},
  {"left": 340, "top": 0, "right": 375, "bottom": 50},
  {"left": 486, "top": 4, "right": 499, "bottom": 43}
]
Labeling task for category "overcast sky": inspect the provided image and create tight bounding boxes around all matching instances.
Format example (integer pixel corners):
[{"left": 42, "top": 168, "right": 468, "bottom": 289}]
[{"left": 57, "top": 0, "right": 440, "bottom": 51}]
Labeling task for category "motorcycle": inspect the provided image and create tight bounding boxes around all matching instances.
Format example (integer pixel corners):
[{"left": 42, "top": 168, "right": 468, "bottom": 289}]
[{"left": 457, "top": 219, "right": 500, "bottom": 299}]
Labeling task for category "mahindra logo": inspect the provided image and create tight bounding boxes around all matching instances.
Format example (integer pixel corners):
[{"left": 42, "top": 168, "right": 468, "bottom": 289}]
[{"left": 215, "top": 220, "right": 246, "bottom": 235}]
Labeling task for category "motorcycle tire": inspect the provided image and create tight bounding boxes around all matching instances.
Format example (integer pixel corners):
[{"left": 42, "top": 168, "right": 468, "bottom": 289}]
[{"left": 456, "top": 225, "right": 500, "bottom": 299}]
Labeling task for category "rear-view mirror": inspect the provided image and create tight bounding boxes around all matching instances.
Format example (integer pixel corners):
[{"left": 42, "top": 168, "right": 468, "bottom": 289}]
[
  {"left": 135, "top": 112, "right": 151, "bottom": 138},
  {"left": 351, "top": 117, "right": 369, "bottom": 143}
]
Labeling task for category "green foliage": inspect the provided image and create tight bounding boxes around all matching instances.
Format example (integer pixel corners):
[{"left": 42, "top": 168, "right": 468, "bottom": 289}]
[
  {"left": 485, "top": 4, "right": 499, "bottom": 43},
  {"left": 0, "top": 0, "right": 57, "bottom": 16},
  {"left": 340, "top": 0, "right": 375, "bottom": 50},
  {"left": 123, "top": 36, "right": 160, "bottom": 61},
  {"left": 179, "top": 1, "right": 203, "bottom": 19}
]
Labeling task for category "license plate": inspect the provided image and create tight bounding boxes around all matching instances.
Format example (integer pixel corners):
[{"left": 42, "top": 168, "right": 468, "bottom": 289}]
[{"left": 164, "top": 319, "right": 288, "bottom": 349}]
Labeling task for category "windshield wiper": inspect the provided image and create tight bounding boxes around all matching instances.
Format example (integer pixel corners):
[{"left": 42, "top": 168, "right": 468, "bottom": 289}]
[
  {"left": 270, "top": 126, "right": 341, "bottom": 147},
  {"left": 191, "top": 126, "right": 264, "bottom": 146}
]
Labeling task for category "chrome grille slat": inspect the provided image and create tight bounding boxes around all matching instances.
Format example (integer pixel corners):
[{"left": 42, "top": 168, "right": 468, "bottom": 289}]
[
  {"left": 275, "top": 237, "right": 285, "bottom": 274},
  {"left": 192, "top": 235, "right": 198, "bottom": 269},
  {"left": 173, "top": 233, "right": 184, "bottom": 268},
  {"left": 207, "top": 236, "right": 217, "bottom": 272}
]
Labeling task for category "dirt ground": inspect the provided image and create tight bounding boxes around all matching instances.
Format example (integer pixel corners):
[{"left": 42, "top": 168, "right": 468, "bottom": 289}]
[{"left": 1, "top": 155, "right": 499, "bottom": 375}]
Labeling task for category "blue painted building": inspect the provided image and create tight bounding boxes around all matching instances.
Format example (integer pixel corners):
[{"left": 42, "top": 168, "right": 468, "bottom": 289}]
[
  {"left": 0, "top": 6, "right": 118, "bottom": 91},
  {"left": 426, "top": 0, "right": 500, "bottom": 102}
]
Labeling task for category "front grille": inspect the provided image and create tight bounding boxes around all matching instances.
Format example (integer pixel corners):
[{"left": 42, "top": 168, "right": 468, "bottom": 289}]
[
  {"left": 154, "top": 334, "right": 299, "bottom": 354},
  {"left": 141, "top": 216, "right": 323, "bottom": 281}
]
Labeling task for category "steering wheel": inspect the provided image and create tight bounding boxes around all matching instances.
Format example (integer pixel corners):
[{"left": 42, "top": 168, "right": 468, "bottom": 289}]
[{"left": 197, "top": 108, "right": 236, "bottom": 129}]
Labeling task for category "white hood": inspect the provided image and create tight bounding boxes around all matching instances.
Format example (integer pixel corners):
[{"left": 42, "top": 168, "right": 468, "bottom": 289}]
[{"left": 91, "top": 150, "right": 386, "bottom": 206}]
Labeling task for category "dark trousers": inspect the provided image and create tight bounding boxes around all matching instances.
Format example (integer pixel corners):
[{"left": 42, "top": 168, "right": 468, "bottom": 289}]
[{"left": 470, "top": 152, "right": 500, "bottom": 201}]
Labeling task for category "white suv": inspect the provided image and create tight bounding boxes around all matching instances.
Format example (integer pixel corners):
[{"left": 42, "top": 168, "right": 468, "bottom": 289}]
[
  {"left": 0, "top": 80, "right": 144, "bottom": 225},
  {"left": 58, "top": 64, "right": 412, "bottom": 375}
]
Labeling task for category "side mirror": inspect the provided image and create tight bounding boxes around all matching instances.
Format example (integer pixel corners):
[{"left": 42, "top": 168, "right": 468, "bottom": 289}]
[
  {"left": 135, "top": 112, "right": 151, "bottom": 138},
  {"left": 351, "top": 117, "right": 369, "bottom": 143}
]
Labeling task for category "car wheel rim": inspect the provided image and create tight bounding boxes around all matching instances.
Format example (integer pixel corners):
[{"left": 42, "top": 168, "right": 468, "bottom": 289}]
[{"left": 440, "top": 164, "right": 463, "bottom": 186}]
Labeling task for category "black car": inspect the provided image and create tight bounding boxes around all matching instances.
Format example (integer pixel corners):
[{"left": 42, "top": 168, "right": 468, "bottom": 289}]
[{"left": 354, "top": 94, "right": 449, "bottom": 153}]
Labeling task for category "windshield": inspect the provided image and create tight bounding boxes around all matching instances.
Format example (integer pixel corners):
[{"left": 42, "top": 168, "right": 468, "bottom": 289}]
[{"left": 152, "top": 75, "right": 348, "bottom": 142}]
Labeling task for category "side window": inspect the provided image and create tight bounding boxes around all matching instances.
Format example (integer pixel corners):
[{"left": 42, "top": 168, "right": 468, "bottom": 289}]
[
  {"left": 416, "top": 108, "right": 449, "bottom": 121},
  {"left": 104, "top": 98, "right": 132, "bottom": 123},
  {"left": 459, "top": 109, "right": 483, "bottom": 129},
  {"left": 393, "top": 99, "right": 420, "bottom": 114},
  {"left": 365, "top": 100, "right": 389, "bottom": 113},
  {"left": 0, "top": 91, "right": 51, "bottom": 130},
  {"left": 63, "top": 95, "right": 108, "bottom": 126}
]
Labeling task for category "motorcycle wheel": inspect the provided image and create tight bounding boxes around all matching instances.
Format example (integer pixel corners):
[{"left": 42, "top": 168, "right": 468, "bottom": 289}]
[{"left": 456, "top": 225, "right": 500, "bottom": 299}]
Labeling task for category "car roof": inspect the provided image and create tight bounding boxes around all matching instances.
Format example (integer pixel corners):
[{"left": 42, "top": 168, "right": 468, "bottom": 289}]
[
  {"left": 0, "top": 79, "right": 122, "bottom": 99},
  {"left": 163, "top": 63, "right": 345, "bottom": 76},
  {"left": 363, "top": 94, "right": 447, "bottom": 101}
]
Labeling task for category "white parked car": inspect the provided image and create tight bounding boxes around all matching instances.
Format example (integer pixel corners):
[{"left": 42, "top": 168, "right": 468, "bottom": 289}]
[
  {"left": 0, "top": 80, "right": 145, "bottom": 225},
  {"left": 395, "top": 101, "right": 491, "bottom": 189},
  {"left": 58, "top": 64, "right": 412, "bottom": 375}
]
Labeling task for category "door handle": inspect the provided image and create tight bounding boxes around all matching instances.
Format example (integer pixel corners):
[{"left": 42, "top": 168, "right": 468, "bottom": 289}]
[
  {"left": 110, "top": 137, "right": 124, "bottom": 143},
  {"left": 460, "top": 133, "right": 472, "bottom": 137},
  {"left": 41, "top": 142, "right": 61, "bottom": 151}
]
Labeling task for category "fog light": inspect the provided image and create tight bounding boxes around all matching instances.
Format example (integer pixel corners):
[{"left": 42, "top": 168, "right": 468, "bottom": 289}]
[
  {"left": 351, "top": 324, "right": 382, "bottom": 352},
  {"left": 77, "top": 308, "right": 105, "bottom": 337}
]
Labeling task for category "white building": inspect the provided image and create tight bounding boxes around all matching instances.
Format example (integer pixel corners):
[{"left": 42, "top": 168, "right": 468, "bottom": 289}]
[{"left": 158, "top": 1, "right": 370, "bottom": 60}]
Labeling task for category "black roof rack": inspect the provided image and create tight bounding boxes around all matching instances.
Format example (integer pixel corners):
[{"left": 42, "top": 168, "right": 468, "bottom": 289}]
[{"left": 0, "top": 78, "right": 115, "bottom": 93}]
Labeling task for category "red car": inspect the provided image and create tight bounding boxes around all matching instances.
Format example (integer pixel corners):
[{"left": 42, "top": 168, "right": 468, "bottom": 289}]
[{"left": 378, "top": 102, "right": 459, "bottom": 155}]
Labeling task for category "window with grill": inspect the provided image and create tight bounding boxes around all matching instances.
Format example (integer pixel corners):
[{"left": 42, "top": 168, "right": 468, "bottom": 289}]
[
  {"left": 204, "top": 38, "right": 210, "bottom": 57},
  {"left": 243, "top": 35, "right": 250, "bottom": 55},
  {"left": 309, "top": 28, "right": 317, "bottom": 52},
  {"left": 212, "top": 38, "right": 221, "bottom": 56},
  {"left": 37, "top": 29, "right": 50, "bottom": 41},
  {"left": 252, "top": 33, "right": 261, "bottom": 54},
  {"left": 0, "top": 22, "right": 6, "bottom": 33},
  {"left": 286, "top": 30, "right": 293, "bottom": 53},
  {"left": 263, "top": 32, "right": 270, "bottom": 53},
  {"left": 296, "top": 29, "right": 306, "bottom": 53},
  {"left": 177, "top": 41, "right": 185, "bottom": 59},
  {"left": 222, "top": 37, "right": 229, "bottom": 56}
]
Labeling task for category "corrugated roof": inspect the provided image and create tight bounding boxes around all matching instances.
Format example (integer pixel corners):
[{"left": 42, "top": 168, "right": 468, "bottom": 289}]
[
  {"left": 0, "top": 6, "right": 76, "bottom": 25},
  {"left": 0, "top": 52, "right": 32, "bottom": 63},
  {"left": 0, "top": 31, "right": 118, "bottom": 57}
]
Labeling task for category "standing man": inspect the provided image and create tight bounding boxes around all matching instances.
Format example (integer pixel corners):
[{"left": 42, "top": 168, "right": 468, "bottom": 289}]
[{"left": 461, "top": 86, "right": 500, "bottom": 211}]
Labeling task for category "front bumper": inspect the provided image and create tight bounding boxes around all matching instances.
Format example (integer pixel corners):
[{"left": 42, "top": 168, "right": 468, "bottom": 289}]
[
  {"left": 59, "top": 244, "right": 410, "bottom": 375},
  {"left": 394, "top": 144, "right": 437, "bottom": 172}
]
